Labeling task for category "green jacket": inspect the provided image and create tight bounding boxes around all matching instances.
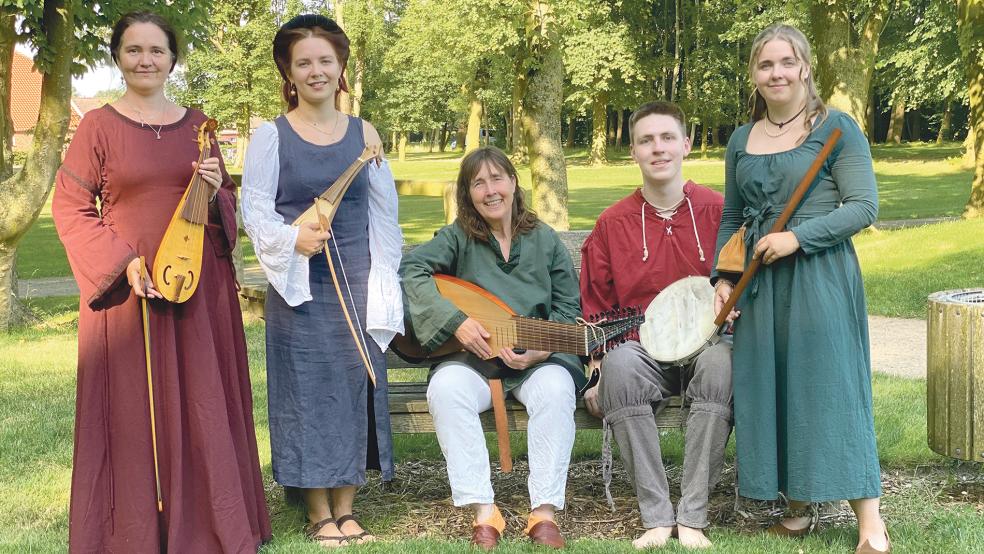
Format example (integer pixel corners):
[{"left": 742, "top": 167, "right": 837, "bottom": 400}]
[{"left": 399, "top": 221, "right": 587, "bottom": 392}]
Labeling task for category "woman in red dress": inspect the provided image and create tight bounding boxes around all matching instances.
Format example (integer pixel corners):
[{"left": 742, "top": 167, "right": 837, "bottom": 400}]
[{"left": 53, "top": 12, "right": 271, "bottom": 553}]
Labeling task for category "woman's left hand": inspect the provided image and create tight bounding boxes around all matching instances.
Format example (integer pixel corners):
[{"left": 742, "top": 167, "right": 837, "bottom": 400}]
[
  {"left": 498, "top": 348, "right": 550, "bottom": 370},
  {"left": 193, "top": 157, "right": 223, "bottom": 197},
  {"left": 753, "top": 231, "right": 799, "bottom": 265}
]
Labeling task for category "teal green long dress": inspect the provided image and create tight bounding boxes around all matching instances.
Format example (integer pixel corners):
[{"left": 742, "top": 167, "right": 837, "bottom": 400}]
[{"left": 712, "top": 111, "right": 881, "bottom": 502}]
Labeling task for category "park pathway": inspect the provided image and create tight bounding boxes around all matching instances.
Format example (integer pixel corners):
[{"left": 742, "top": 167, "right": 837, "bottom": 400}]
[{"left": 19, "top": 272, "right": 929, "bottom": 380}]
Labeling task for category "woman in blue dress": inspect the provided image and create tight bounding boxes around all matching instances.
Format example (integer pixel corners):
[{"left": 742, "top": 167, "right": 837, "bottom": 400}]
[
  {"left": 712, "top": 24, "right": 889, "bottom": 553},
  {"left": 241, "top": 14, "right": 403, "bottom": 548}
]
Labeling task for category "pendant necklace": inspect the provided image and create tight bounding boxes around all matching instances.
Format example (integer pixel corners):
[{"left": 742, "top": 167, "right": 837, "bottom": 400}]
[
  {"left": 125, "top": 98, "right": 168, "bottom": 140},
  {"left": 764, "top": 104, "right": 806, "bottom": 138}
]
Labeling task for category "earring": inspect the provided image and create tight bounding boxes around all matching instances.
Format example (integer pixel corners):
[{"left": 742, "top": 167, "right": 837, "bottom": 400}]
[{"left": 289, "top": 83, "right": 297, "bottom": 96}]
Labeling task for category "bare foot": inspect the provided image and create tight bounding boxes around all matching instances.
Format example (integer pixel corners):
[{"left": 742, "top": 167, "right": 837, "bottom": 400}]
[
  {"left": 309, "top": 521, "right": 349, "bottom": 549},
  {"left": 676, "top": 525, "right": 712, "bottom": 549},
  {"left": 632, "top": 526, "right": 674, "bottom": 549}
]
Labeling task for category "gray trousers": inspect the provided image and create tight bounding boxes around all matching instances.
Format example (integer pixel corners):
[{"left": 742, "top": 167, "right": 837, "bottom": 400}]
[{"left": 599, "top": 340, "right": 733, "bottom": 529}]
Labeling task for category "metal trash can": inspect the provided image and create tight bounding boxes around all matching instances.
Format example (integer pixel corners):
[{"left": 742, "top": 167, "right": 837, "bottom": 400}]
[{"left": 927, "top": 289, "right": 984, "bottom": 461}]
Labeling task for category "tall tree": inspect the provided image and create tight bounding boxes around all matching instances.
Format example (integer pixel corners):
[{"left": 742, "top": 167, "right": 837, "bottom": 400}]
[
  {"left": 521, "top": 0, "right": 569, "bottom": 229},
  {"left": 0, "top": 0, "right": 210, "bottom": 330},
  {"left": 175, "top": 0, "right": 282, "bottom": 168},
  {"left": 563, "top": 2, "right": 644, "bottom": 165},
  {"left": 809, "top": 0, "right": 892, "bottom": 137},
  {"left": 958, "top": 0, "right": 983, "bottom": 217}
]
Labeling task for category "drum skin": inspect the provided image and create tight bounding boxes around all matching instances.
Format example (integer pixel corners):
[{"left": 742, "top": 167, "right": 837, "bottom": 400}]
[{"left": 639, "top": 276, "right": 718, "bottom": 365}]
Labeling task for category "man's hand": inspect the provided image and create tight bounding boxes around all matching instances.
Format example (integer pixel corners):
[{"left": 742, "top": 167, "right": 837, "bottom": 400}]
[
  {"left": 454, "top": 318, "right": 493, "bottom": 359},
  {"left": 713, "top": 281, "right": 740, "bottom": 323}
]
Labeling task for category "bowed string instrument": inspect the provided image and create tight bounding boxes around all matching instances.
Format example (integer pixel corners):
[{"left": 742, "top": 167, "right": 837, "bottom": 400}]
[
  {"left": 152, "top": 117, "right": 220, "bottom": 303},
  {"left": 293, "top": 144, "right": 381, "bottom": 386},
  {"left": 139, "top": 117, "right": 220, "bottom": 513}
]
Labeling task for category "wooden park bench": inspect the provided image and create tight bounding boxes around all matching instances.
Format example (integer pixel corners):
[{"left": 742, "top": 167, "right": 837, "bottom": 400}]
[{"left": 237, "top": 229, "right": 687, "bottom": 434}]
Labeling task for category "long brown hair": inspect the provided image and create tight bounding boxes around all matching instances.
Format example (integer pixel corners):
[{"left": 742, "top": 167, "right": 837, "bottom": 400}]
[
  {"left": 455, "top": 147, "right": 539, "bottom": 241},
  {"left": 272, "top": 14, "right": 350, "bottom": 111},
  {"left": 747, "top": 24, "right": 827, "bottom": 132}
]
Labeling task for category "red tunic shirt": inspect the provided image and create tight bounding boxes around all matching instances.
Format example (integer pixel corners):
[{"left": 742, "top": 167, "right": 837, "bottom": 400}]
[{"left": 580, "top": 182, "right": 723, "bottom": 327}]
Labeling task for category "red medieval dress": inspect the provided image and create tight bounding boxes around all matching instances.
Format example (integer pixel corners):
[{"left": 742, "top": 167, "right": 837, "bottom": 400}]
[{"left": 52, "top": 105, "right": 272, "bottom": 553}]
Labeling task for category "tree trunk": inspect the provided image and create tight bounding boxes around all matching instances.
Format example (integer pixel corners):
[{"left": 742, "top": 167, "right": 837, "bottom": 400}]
[
  {"left": 398, "top": 131, "right": 407, "bottom": 162},
  {"left": 589, "top": 90, "right": 608, "bottom": 165},
  {"left": 0, "top": 0, "right": 75, "bottom": 331},
  {"left": 464, "top": 84, "right": 483, "bottom": 154},
  {"left": 614, "top": 109, "right": 624, "bottom": 149},
  {"left": 350, "top": 53, "right": 364, "bottom": 117},
  {"left": 906, "top": 111, "right": 922, "bottom": 142},
  {"left": 710, "top": 126, "right": 718, "bottom": 148},
  {"left": 810, "top": 0, "right": 890, "bottom": 138},
  {"left": 456, "top": 124, "right": 466, "bottom": 152},
  {"left": 937, "top": 100, "right": 952, "bottom": 145},
  {"left": 670, "top": 0, "right": 682, "bottom": 101},
  {"left": 958, "top": 0, "right": 984, "bottom": 218},
  {"left": 701, "top": 125, "right": 709, "bottom": 159},
  {"left": 522, "top": 0, "right": 568, "bottom": 230},
  {"left": 887, "top": 97, "right": 905, "bottom": 144},
  {"left": 511, "top": 62, "right": 529, "bottom": 162},
  {"left": 439, "top": 123, "right": 449, "bottom": 152},
  {"left": 0, "top": 11, "right": 14, "bottom": 180},
  {"left": 565, "top": 114, "right": 575, "bottom": 148}
]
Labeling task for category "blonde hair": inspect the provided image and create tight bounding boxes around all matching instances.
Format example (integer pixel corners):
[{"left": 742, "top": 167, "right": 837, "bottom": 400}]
[{"left": 747, "top": 24, "right": 827, "bottom": 133}]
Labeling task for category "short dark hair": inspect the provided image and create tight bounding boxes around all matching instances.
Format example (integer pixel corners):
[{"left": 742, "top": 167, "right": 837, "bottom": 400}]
[
  {"left": 110, "top": 12, "right": 180, "bottom": 73},
  {"left": 628, "top": 101, "right": 687, "bottom": 142},
  {"left": 455, "top": 147, "right": 539, "bottom": 241},
  {"left": 272, "top": 14, "right": 350, "bottom": 111}
]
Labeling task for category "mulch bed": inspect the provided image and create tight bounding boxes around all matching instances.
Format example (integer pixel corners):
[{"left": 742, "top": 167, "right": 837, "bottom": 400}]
[{"left": 261, "top": 458, "right": 984, "bottom": 541}]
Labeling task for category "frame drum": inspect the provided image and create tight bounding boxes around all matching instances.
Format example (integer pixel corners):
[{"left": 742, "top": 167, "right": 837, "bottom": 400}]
[{"left": 639, "top": 276, "right": 719, "bottom": 365}]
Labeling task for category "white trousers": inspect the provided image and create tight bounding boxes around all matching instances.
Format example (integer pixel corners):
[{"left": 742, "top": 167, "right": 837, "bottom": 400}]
[{"left": 426, "top": 362, "right": 577, "bottom": 509}]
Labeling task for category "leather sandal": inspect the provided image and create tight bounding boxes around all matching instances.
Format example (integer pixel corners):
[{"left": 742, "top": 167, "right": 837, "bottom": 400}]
[
  {"left": 336, "top": 514, "right": 375, "bottom": 544},
  {"left": 524, "top": 514, "right": 565, "bottom": 549},
  {"left": 304, "top": 517, "right": 349, "bottom": 548},
  {"left": 471, "top": 505, "right": 505, "bottom": 550},
  {"left": 766, "top": 503, "right": 819, "bottom": 538},
  {"left": 856, "top": 529, "right": 892, "bottom": 554}
]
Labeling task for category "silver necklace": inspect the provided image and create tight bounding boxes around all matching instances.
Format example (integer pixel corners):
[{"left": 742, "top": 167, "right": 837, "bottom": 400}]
[
  {"left": 301, "top": 111, "right": 341, "bottom": 140},
  {"left": 124, "top": 99, "right": 168, "bottom": 139}
]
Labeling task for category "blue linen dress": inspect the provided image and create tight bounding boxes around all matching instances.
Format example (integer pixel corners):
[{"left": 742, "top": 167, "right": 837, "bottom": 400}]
[
  {"left": 712, "top": 110, "right": 881, "bottom": 502},
  {"left": 264, "top": 115, "right": 394, "bottom": 487}
]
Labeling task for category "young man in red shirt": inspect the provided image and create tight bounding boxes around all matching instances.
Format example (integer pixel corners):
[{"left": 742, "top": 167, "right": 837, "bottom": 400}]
[{"left": 580, "top": 101, "right": 734, "bottom": 549}]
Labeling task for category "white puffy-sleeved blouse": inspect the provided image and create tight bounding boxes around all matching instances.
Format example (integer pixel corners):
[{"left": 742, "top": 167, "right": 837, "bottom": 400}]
[{"left": 241, "top": 121, "right": 404, "bottom": 351}]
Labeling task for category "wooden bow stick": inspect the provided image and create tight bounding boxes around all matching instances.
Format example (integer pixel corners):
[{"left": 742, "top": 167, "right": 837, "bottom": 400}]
[
  {"left": 714, "top": 128, "right": 842, "bottom": 327},
  {"left": 138, "top": 256, "right": 164, "bottom": 512},
  {"left": 314, "top": 201, "right": 377, "bottom": 386}
]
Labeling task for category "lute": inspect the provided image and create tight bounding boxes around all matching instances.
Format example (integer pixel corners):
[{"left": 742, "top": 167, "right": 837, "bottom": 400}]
[
  {"left": 391, "top": 274, "right": 643, "bottom": 363},
  {"left": 152, "top": 118, "right": 218, "bottom": 303}
]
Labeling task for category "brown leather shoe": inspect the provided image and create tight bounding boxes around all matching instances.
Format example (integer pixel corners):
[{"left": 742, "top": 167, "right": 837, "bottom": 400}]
[
  {"left": 527, "top": 520, "right": 565, "bottom": 549},
  {"left": 766, "top": 503, "right": 818, "bottom": 538},
  {"left": 856, "top": 530, "right": 892, "bottom": 554},
  {"left": 471, "top": 524, "right": 501, "bottom": 550}
]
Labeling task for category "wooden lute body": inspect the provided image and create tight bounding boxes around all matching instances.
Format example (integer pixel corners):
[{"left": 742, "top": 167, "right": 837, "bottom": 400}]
[
  {"left": 391, "top": 274, "right": 643, "bottom": 363},
  {"left": 152, "top": 118, "right": 218, "bottom": 303}
]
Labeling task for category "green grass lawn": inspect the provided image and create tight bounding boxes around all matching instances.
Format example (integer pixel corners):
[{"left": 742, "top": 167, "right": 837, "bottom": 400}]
[{"left": 16, "top": 142, "right": 975, "bottom": 278}]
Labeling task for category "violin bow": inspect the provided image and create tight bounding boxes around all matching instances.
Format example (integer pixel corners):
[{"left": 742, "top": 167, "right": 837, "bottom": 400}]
[
  {"left": 314, "top": 200, "right": 378, "bottom": 386},
  {"left": 138, "top": 256, "right": 164, "bottom": 512}
]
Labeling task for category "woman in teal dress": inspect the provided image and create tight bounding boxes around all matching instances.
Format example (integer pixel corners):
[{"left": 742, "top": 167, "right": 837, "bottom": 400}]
[{"left": 711, "top": 24, "right": 890, "bottom": 553}]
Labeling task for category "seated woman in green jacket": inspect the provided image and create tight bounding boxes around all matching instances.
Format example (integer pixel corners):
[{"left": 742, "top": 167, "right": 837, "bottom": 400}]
[{"left": 399, "top": 146, "right": 585, "bottom": 550}]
